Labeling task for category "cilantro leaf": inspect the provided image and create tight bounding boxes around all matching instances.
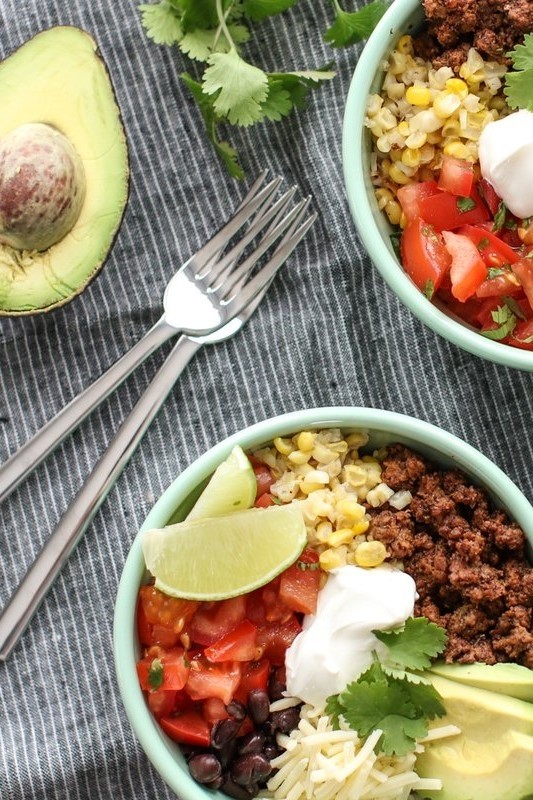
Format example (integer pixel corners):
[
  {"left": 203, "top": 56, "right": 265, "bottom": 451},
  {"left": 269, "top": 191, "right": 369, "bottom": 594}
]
[
  {"left": 148, "top": 657, "right": 164, "bottom": 689},
  {"left": 139, "top": 1, "right": 183, "bottom": 45},
  {"left": 243, "top": 0, "right": 300, "bottom": 21},
  {"left": 339, "top": 676, "right": 427, "bottom": 756},
  {"left": 203, "top": 48, "right": 269, "bottom": 126},
  {"left": 402, "top": 679, "right": 446, "bottom": 719},
  {"left": 181, "top": 73, "right": 245, "bottom": 178},
  {"left": 179, "top": 25, "right": 249, "bottom": 61},
  {"left": 505, "top": 34, "right": 533, "bottom": 112},
  {"left": 260, "top": 68, "right": 335, "bottom": 121},
  {"left": 374, "top": 617, "right": 447, "bottom": 673},
  {"left": 180, "top": 0, "right": 220, "bottom": 31},
  {"left": 324, "top": 0, "right": 389, "bottom": 48},
  {"left": 493, "top": 200, "right": 507, "bottom": 232},
  {"left": 423, "top": 279, "right": 434, "bottom": 299},
  {"left": 456, "top": 196, "right": 476, "bottom": 213},
  {"left": 481, "top": 303, "right": 517, "bottom": 340}
]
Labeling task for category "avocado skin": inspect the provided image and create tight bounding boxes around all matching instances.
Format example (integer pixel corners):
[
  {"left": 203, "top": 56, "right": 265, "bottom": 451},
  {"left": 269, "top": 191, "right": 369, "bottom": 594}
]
[
  {"left": 0, "top": 26, "right": 129, "bottom": 315},
  {"left": 429, "top": 660, "right": 533, "bottom": 702},
  {"left": 416, "top": 674, "right": 533, "bottom": 800}
]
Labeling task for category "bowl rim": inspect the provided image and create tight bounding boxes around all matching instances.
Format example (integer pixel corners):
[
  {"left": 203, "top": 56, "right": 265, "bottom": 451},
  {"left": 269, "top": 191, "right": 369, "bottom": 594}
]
[
  {"left": 113, "top": 406, "right": 533, "bottom": 800},
  {"left": 341, "top": 0, "right": 533, "bottom": 372}
]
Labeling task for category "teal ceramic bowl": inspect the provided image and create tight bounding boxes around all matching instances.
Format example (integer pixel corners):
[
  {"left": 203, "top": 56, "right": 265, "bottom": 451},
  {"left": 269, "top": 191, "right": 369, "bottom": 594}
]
[
  {"left": 114, "top": 406, "right": 533, "bottom": 799},
  {"left": 342, "top": 0, "right": 533, "bottom": 371}
]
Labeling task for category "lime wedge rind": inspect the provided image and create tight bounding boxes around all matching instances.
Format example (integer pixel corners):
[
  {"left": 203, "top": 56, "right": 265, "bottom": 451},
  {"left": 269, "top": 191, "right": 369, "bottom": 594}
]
[{"left": 142, "top": 503, "right": 307, "bottom": 601}]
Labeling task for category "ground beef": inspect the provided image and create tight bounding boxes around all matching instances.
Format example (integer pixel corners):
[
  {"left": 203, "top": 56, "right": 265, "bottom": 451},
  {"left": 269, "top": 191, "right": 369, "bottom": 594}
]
[
  {"left": 368, "top": 444, "right": 533, "bottom": 667},
  {"left": 412, "top": 0, "right": 533, "bottom": 68}
]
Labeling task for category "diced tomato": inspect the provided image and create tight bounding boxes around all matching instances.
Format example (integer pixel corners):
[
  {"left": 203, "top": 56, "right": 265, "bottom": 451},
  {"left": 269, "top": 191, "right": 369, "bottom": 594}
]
[
  {"left": 459, "top": 224, "right": 519, "bottom": 267},
  {"left": 476, "top": 273, "right": 522, "bottom": 298},
  {"left": 397, "top": 180, "right": 440, "bottom": 222},
  {"left": 136, "top": 647, "right": 190, "bottom": 692},
  {"left": 508, "top": 318, "right": 533, "bottom": 350},
  {"left": 279, "top": 548, "right": 321, "bottom": 615},
  {"left": 159, "top": 710, "right": 211, "bottom": 747},
  {"left": 204, "top": 620, "right": 259, "bottom": 663},
  {"left": 262, "top": 578, "right": 294, "bottom": 624},
  {"left": 437, "top": 288, "right": 485, "bottom": 328},
  {"left": 150, "top": 624, "right": 181, "bottom": 649},
  {"left": 256, "top": 615, "right": 302, "bottom": 666},
  {"left": 137, "top": 597, "right": 154, "bottom": 647},
  {"left": 442, "top": 231, "right": 487, "bottom": 302},
  {"left": 418, "top": 184, "right": 490, "bottom": 232},
  {"left": 438, "top": 155, "right": 474, "bottom": 197},
  {"left": 189, "top": 596, "right": 247, "bottom": 646},
  {"left": 401, "top": 217, "right": 451, "bottom": 293},
  {"left": 254, "top": 465, "right": 274, "bottom": 498},
  {"left": 233, "top": 659, "right": 271, "bottom": 704},
  {"left": 202, "top": 696, "right": 230, "bottom": 725},
  {"left": 478, "top": 177, "right": 501, "bottom": 216},
  {"left": 254, "top": 493, "right": 275, "bottom": 508},
  {"left": 185, "top": 657, "right": 242, "bottom": 704},
  {"left": 512, "top": 258, "right": 533, "bottom": 309},
  {"left": 148, "top": 689, "right": 177, "bottom": 718},
  {"left": 139, "top": 584, "right": 199, "bottom": 634}
]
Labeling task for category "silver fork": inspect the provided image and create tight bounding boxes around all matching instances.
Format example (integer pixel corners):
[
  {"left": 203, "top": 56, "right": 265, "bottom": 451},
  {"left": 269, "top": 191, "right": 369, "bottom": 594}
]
[
  {"left": 0, "top": 195, "right": 316, "bottom": 661},
  {"left": 0, "top": 173, "right": 307, "bottom": 504}
]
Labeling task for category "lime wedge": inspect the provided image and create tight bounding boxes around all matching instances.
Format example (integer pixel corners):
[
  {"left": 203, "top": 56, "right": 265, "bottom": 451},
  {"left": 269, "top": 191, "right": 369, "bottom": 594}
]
[
  {"left": 186, "top": 445, "right": 257, "bottom": 521},
  {"left": 142, "top": 504, "right": 307, "bottom": 600}
]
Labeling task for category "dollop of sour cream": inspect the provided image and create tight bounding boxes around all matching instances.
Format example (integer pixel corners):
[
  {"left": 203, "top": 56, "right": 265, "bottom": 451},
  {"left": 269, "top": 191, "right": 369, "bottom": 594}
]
[
  {"left": 285, "top": 564, "right": 417, "bottom": 707},
  {"left": 478, "top": 109, "right": 533, "bottom": 219}
]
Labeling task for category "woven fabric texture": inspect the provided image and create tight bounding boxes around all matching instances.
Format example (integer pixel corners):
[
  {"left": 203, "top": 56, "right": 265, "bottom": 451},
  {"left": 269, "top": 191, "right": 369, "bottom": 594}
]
[{"left": 1, "top": 1, "right": 532, "bottom": 799}]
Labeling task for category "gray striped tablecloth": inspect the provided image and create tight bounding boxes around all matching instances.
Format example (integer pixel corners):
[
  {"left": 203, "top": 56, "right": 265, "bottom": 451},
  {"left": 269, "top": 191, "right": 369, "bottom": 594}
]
[{"left": 1, "top": 1, "right": 532, "bottom": 798}]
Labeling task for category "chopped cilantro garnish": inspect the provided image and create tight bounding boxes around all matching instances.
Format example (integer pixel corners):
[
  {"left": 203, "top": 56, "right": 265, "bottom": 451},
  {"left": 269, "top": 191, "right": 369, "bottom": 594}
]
[
  {"left": 477, "top": 237, "right": 490, "bottom": 251},
  {"left": 456, "top": 196, "right": 476, "bottom": 213},
  {"left": 148, "top": 657, "right": 164, "bottom": 689},
  {"left": 481, "top": 304, "right": 517, "bottom": 340},
  {"left": 390, "top": 232, "right": 402, "bottom": 259},
  {"left": 487, "top": 266, "right": 508, "bottom": 279},
  {"left": 325, "top": 617, "right": 447, "bottom": 756},
  {"left": 423, "top": 279, "right": 435, "bottom": 299},
  {"left": 493, "top": 201, "right": 507, "bottom": 232},
  {"left": 504, "top": 295, "right": 527, "bottom": 321}
]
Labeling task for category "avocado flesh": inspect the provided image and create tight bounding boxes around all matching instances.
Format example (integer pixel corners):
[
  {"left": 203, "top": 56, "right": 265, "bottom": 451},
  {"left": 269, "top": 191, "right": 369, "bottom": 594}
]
[
  {"left": 416, "top": 674, "right": 533, "bottom": 800},
  {"left": 0, "top": 26, "right": 129, "bottom": 315},
  {"left": 429, "top": 660, "right": 533, "bottom": 701}
]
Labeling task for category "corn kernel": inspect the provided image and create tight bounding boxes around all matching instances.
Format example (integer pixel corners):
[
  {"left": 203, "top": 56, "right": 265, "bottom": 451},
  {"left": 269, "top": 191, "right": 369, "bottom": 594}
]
[
  {"left": 398, "top": 120, "right": 411, "bottom": 137},
  {"left": 405, "top": 130, "right": 427, "bottom": 149},
  {"left": 445, "top": 78, "right": 468, "bottom": 97},
  {"left": 401, "top": 148, "right": 421, "bottom": 168},
  {"left": 328, "top": 528, "right": 355, "bottom": 547},
  {"left": 443, "top": 140, "right": 469, "bottom": 159},
  {"left": 288, "top": 449, "right": 311, "bottom": 465},
  {"left": 297, "top": 431, "right": 315, "bottom": 452},
  {"left": 389, "top": 164, "right": 411, "bottom": 185},
  {"left": 376, "top": 187, "right": 394, "bottom": 210},
  {"left": 390, "top": 148, "right": 402, "bottom": 162},
  {"left": 319, "top": 548, "right": 344, "bottom": 571},
  {"left": 273, "top": 437, "right": 292, "bottom": 456},
  {"left": 316, "top": 521, "right": 333, "bottom": 543},
  {"left": 344, "top": 464, "right": 368, "bottom": 488},
  {"left": 336, "top": 498, "right": 365, "bottom": 521},
  {"left": 434, "top": 90, "right": 461, "bottom": 118},
  {"left": 405, "top": 85, "right": 431, "bottom": 106},
  {"left": 346, "top": 432, "right": 369, "bottom": 449},
  {"left": 300, "top": 482, "right": 324, "bottom": 495},
  {"left": 396, "top": 35, "right": 413, "bottom": 55},
  {"left": 354, "top": 540, "right": 387, "bottom": 568},
  {"left": 385, "top": 200, "right": 403, "bottom": 226},
  {"left": 352, "top": 519, "right": 370, "bottom": 536}
]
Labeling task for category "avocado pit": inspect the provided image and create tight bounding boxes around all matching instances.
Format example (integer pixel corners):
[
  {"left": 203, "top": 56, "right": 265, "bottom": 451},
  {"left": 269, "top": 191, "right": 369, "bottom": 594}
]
[{"left": 0, "top": 122, "right": 86, "bottom": 252}]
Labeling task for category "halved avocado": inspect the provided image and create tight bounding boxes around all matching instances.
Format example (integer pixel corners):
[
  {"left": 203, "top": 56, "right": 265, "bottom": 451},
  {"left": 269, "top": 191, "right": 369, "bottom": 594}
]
[{"left": 0, "top": 26, "right": 129, "bottom": 315}]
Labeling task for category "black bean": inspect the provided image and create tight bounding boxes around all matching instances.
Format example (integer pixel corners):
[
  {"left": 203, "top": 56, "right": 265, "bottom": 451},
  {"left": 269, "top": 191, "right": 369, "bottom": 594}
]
[
  {"left": 269, "top": 706, "right": 300, "bottom": 734},
  {"left": 247, "top": 689, "right": 270, "bottom": 725},
  {"left": 188, "top": 753, "right": 222, "bottom": 785},
  {"left": 211, "top": 718, "right": 242, "bottom": 749},
  {"left": 232, "top": 753, "right": 273, "bottom": 786},
  {"left": 221, "top": 774, "right": 257, "bottom": 799},
  {"left": 226, "top": 700, "right": 247, "bottom": 721},
  {"left": 268, "top": 670, "right": 286, "bottom": 701},
  {"left": 238, "top": 731, "right": 266, "bottom": 755},
  {"left": 263, "top": 742, "right": 281, "bottom": 761},
  {"left": 218, "top": 738, "right": 238, "bottom": 769},
  {"left": 206, "top": 775, "right": 224, "bottom": 791}
]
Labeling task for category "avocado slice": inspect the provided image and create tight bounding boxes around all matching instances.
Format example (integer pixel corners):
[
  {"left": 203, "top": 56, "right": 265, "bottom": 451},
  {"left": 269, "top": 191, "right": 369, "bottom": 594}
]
[
  {"left": 0, "top": 26, "right": 129, "bottom": 315},
  {"left": 416, "top": 674, "right": 533, "bottom": 800},
  {"left": 429, "top": 661, "right": 533, "bottom": 702}
]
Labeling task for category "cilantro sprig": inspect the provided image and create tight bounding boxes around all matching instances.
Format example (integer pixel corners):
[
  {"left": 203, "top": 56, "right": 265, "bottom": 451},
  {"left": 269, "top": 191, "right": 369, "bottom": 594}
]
[
  {"left": 139, "top": 0, "right": 389, "bottom": 177},
  {"left": 325, "top": 617, "right": 447, "bottom": 756}
]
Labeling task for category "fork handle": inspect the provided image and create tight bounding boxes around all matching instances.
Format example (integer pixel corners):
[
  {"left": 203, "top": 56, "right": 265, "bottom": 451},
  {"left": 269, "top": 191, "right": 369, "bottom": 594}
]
[
  {"left": 0, "top": 315, "right": 177, "bottom": 505},
  {"left": 0, "top": 334, "right": 202, "bottom": 661}
]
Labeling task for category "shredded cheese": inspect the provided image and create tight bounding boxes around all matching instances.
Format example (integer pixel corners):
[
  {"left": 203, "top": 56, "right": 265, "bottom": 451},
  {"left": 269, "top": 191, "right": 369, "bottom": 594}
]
[{"left": 259, "top": 703, "right": 461, "bottom": 800}]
